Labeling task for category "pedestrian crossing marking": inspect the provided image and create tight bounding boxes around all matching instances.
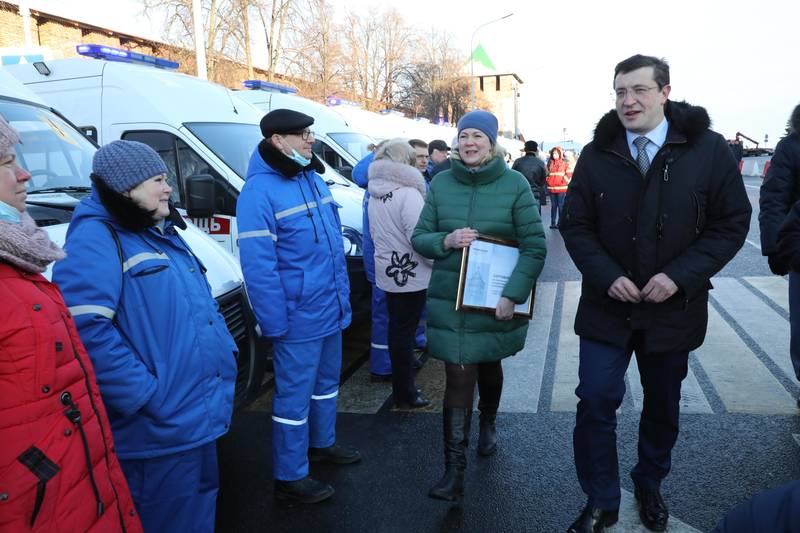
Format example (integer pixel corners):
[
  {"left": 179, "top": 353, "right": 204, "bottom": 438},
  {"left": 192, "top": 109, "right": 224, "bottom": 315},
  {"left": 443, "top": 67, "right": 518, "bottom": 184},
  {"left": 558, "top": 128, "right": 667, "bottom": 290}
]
[
  {"left": 501, "top": 282, "right": 557, "bottom": 413},
  {"left": 744, "top": 275, "right": 789, "bottom": 313},
  {"left": 334, "top": 276, "right": 798, "bottom": 417},
  {"left": 610, "top": 490, "right": 701, "bottom": 532},
  {"left": 551, "top": 281, "right": 582, "bottom": 412},
  {"left": 711, "top": 278, "right": 797, "bottom": 385},
  {"left": 694, "top": 306, "right": 797, "bottom": 414}
]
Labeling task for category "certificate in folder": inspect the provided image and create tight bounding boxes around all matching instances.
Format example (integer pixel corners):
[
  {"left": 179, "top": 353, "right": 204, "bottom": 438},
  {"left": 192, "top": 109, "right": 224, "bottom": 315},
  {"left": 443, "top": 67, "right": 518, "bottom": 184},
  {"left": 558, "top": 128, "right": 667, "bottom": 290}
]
[{"left": 455, "top": 235, "right": 534, "bottom": 319}]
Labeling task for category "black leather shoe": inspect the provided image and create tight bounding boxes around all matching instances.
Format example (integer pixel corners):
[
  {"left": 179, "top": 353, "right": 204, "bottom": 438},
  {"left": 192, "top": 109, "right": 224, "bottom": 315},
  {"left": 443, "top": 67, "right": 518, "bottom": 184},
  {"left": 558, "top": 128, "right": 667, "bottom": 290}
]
[
  {"left": 274, "top": 476, "right": 334, "bottom": 503},
  {"left": 567, "top": 504, "right": 619, "bottom": 532},
  {"left": 393, "top": 396, "right": 431, "bottom": 410},
  {"left": 308, "top": 443, "right": 361, "bottom": 465},
  {"left": 634, "top": 484, "right": 669, "bottom": 531}
]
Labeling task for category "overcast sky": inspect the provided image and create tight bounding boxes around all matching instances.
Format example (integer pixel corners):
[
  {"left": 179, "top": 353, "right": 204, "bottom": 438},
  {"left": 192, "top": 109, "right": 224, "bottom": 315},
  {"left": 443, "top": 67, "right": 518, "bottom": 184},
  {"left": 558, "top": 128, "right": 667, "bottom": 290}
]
[{"left": 16, "top": 0, "right": 800, "bottom": 147}]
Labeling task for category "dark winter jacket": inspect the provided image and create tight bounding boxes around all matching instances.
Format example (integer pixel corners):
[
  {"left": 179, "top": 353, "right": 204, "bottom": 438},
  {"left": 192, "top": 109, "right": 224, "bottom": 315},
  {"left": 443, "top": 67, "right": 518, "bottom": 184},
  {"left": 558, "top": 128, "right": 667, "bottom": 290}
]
[
  {"left": 0, "top": 262, "right": 142, "bottom": 532},
  {"left": 412, "top": 155, "right": 547, "bottom": 364},
  {"left": 759, "top": 104, "right": 800, "bottom": 272},
  {"left": 561, "top": 100, "right": 751, "bottom": 353},
  {"left": 430, "top": 158, "right": 451, "bottom": 180},
  {"left": 512, "top": 153, "right": 548, "bottom": 201}
]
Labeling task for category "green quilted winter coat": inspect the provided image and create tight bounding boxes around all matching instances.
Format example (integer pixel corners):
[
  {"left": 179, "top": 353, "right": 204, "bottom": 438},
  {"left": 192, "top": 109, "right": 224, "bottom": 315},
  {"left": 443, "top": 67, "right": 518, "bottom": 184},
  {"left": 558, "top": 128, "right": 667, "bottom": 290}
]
[{"left": 411, "top": 155, "right": 547, "bottom": 364}]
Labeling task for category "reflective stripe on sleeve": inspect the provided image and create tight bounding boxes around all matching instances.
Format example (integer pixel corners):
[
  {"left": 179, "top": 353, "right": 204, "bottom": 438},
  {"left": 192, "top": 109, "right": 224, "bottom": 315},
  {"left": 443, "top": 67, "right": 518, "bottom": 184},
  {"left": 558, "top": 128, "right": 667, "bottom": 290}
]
[
  {"left": 275, "top": 202, "right": 317, "bottom": 220},
  {"left": 122, "top": 252, "right": 169, "bottom": 273},
  {"left": 238, "top": 229, "right": 278, "bottom": 242},
  {"left": 271, "top": 415, "right": 308, "bottom": 426},
  {"left": 311, "top": 390, "right": 338, "bottom": 401},
  {"left": 320, "top": 196, "right": 334, "bottom": 205},
  {"left": 68, "top": 305, "right": 116, "bottom": 319},
  {"left": 371, "top": 343, "right": 388, "bottom": 350}
]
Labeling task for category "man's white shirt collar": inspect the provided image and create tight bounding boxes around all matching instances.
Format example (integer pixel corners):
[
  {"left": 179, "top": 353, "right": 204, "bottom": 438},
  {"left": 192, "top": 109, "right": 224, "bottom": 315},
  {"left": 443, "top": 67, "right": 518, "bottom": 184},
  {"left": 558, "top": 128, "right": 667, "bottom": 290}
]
[{"left": 626, "top": 117, "right": 669, "bottom": 159}]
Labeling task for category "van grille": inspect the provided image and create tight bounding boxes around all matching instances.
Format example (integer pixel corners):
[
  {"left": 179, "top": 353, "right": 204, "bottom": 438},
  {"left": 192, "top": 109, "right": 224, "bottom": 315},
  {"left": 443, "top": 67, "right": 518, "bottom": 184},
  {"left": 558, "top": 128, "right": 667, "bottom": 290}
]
[{"left": 216, "top": 286, "right": 254, "bottom": 407}]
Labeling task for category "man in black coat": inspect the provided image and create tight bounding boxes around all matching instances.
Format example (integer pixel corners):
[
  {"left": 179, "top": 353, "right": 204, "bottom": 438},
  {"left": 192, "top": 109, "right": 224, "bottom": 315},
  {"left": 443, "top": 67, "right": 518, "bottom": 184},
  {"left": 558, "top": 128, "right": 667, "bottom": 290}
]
[
  {"left": 759, "top": 103, "right": 800, "bottom": 408},
  {"left": 512, "top": 140, "right": 547, "bottom": 212},
  {"left": 561, "top": 54, "right": 751, "bottom": 533}
]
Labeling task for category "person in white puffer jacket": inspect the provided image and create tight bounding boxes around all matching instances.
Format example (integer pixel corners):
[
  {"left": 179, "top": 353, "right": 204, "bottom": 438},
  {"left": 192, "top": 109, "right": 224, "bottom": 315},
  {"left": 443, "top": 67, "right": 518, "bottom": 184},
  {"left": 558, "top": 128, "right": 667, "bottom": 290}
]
[{"left": 368, "top": 138, "right": 433, "bottom": 409}]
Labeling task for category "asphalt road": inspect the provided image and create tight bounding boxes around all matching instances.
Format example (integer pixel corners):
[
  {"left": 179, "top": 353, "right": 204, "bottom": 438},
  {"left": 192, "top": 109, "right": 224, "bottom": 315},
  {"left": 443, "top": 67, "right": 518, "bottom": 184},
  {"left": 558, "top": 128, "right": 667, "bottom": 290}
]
[{"left": 216, "top": 175, "right": 800, "bottom": 533}]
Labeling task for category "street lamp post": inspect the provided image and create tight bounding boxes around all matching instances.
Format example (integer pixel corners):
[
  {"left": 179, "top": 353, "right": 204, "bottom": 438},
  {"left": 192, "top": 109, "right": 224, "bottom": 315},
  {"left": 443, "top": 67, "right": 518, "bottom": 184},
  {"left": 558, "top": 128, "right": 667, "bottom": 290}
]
[{"left": 470, "top": 13, "right": 513, "bottom": 111}]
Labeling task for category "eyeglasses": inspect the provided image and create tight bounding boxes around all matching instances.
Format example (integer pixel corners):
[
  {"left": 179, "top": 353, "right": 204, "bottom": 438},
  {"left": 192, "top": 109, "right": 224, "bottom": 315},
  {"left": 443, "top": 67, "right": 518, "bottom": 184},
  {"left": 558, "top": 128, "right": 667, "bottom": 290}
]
[
  {"left": 614, "top": 85, "right": 660, "bottom": 100},
  {"left": 286, "top": 129, "right": 315, "bottom": 140}
]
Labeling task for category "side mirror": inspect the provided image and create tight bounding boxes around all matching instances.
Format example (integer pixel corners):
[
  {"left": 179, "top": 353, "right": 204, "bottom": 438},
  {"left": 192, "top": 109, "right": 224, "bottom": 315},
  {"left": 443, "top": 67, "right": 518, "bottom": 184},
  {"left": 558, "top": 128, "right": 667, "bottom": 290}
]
[
  {"left": 337, "top": 165, "right": 353, "bottom": 179},
  {"left": 185, "top": 174, "right": 215, "bottom": 218}
]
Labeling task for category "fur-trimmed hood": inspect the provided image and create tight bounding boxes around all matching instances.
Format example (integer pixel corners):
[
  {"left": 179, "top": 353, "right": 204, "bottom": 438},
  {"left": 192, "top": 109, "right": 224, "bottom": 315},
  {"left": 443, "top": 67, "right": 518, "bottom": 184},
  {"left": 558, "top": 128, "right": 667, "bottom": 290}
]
[
  {"left": 367, "top": 159, "right": 426, "bottom": 199},
  {"left": 257, "top": 139, "right": 325, "bottom": 178},
  {"left": 790, "top": 103, "right": 800, "bottom": 135},
  {"left": 593, "top": 100, "right": 711, "bottom": 149}
]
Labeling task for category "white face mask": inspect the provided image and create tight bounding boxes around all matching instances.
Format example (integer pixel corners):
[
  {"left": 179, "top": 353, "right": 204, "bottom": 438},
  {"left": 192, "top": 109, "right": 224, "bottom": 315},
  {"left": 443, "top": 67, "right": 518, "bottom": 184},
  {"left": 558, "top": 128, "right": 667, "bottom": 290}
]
[{"left": 0, "top": 199, "right": 21, "bottom": 223}]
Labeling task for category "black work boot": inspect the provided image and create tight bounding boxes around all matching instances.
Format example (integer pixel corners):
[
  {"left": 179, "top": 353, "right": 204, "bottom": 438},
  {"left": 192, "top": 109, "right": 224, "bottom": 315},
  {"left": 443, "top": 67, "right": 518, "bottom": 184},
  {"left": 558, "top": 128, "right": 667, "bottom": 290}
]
[
  {"left": 477, "top": 401, "right": 498, "bottom": 456},
  {"left": 274, "top": 476, "right": 334, "bottom": 503},
  {"left": 308, "top": 443, "right": 361, "bottom": 465},
  {"left": 428, "top": 407, "right": 472, "bottom": 501}
]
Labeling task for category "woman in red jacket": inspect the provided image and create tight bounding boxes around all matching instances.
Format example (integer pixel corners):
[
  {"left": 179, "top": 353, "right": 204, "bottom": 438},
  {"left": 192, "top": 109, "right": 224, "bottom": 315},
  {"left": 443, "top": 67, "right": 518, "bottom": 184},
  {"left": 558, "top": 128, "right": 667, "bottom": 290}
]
[
  {"left": 0, "top": 116, "right": 142, "bottom": 532},
  {"left": 546, "top": 146, "right": 570, "bottom": 229}
]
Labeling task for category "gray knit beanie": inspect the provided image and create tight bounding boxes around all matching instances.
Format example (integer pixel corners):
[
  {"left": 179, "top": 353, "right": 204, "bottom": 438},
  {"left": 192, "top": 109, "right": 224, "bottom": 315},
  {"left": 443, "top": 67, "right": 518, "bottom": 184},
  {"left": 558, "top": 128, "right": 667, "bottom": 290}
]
[{"left": 92, "top": 140, "right": 168, "bottom": 193}]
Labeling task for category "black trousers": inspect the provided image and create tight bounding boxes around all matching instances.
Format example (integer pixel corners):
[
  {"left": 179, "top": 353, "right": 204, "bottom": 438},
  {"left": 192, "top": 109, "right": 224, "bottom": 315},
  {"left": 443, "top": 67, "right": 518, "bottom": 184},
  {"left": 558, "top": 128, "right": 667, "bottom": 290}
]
[
  {"left": 573, "top": 334, "right": 688, "bottom": 510},
  {"left": 385, "top": 289, "right": 427, "bottom": 404}
]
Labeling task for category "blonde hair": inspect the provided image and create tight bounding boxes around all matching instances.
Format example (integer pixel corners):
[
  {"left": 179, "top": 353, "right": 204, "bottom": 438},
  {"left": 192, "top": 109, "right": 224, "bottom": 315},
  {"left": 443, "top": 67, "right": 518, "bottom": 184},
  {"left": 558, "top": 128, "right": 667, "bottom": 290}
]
[{"left": 375, "top": 138, "right": 416, "bottom": 166}]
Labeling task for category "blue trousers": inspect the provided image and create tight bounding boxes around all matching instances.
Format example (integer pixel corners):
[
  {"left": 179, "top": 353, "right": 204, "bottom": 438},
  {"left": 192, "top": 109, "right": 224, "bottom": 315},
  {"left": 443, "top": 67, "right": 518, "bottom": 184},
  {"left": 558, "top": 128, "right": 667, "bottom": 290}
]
[
  {"left": 713, "top": 479, "right": 800, "bottom": 532},
  {"left": 369, "top": 284, "right": 392, "bottom": 375},
  {"left": 272, "top": 331, "right": 342, "bottom": 481},
  {"left": 789, "top": 272, "right": 800, "bottom": 381},
  {"left": 120, "top": 441, "right": 219, "bottom": 533},
  {"left": 573, "top": 336, "right": 688, "bottom": 510},
  {"left": 549, "top": 192, "right": 566, "bottom": 226}
]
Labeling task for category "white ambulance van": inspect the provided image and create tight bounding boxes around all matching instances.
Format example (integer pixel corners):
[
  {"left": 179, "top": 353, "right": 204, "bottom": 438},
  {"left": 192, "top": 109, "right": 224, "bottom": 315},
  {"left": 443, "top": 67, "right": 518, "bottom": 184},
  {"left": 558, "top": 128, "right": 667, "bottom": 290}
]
[
  {"left": 0, "top": 68, "right": 264, "bottom": 408},
  {"left": 5, "top": 45, "right": 369, "bottom": 321},
  {"left": 234, "top": 82, "right": 376, "bottom": 181}
]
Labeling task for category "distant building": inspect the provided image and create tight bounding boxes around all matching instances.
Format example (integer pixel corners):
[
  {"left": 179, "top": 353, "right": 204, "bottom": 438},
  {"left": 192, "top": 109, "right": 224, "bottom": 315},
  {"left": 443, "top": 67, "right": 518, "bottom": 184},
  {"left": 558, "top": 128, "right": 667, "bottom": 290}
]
[
  {"left": 0, "top": 0, "right": 294, "bottom": 89},
  {"left": 472, "top": 72, "right": 523, "bottom": 140}
]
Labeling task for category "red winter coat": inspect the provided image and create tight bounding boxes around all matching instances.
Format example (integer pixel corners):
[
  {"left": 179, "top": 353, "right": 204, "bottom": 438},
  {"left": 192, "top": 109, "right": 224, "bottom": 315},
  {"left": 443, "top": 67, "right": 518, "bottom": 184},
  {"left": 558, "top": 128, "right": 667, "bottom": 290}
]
[
  {"left": 0, "top": 262, "right": 142, "bottom": 533},
  {"left": 546, "top": 147, "right": 570, "bottom": 193}
]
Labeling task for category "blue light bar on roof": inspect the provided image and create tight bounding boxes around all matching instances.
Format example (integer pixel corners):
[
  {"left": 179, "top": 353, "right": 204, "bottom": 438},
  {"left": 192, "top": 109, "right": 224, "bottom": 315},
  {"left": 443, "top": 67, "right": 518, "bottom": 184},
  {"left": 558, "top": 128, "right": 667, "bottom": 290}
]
[
  {"left": 242, "top": 80, "right": 297, "bottom": 94},
  {"left": 76, "top": 44, "right": 179, "bottom": 69},
  {"left": 326, "top": 96, "right": 362, "bottom": 107}
]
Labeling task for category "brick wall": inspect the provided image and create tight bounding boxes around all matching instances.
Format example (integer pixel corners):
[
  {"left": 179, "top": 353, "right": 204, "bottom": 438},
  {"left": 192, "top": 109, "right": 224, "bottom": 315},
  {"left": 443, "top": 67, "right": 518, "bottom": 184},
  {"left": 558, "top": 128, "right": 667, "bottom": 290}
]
[{"left": 0, "top": 7, "right": 25, "bottom": 47}]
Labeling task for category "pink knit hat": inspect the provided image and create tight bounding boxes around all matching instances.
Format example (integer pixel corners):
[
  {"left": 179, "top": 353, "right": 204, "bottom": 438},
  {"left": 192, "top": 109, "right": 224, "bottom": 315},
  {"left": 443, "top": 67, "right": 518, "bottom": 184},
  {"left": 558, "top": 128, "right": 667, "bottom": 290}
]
[{"left": 0, "top": 115, "right": 20, "bottom": 155}]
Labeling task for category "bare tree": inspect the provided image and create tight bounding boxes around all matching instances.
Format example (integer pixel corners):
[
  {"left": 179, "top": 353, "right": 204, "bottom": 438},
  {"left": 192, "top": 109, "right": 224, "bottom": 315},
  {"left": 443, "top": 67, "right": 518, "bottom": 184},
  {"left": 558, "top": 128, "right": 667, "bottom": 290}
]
[{"left": 282, "top": 0, "right": 342, "bottom": 100}]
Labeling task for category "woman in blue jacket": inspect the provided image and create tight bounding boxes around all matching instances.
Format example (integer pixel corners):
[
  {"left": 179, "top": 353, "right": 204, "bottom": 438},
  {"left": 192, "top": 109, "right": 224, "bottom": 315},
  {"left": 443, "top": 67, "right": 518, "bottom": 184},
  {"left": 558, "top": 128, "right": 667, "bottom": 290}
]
[{"left": 53, "top": 140, "right": 237, "bottom": 532}]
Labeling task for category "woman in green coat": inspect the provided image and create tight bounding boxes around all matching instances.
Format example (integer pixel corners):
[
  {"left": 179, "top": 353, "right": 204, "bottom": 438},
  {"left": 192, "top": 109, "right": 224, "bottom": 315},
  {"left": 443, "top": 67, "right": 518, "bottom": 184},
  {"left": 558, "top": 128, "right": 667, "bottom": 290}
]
[{"left": 412, "top": 110, "right": 546, "bottom": 501}]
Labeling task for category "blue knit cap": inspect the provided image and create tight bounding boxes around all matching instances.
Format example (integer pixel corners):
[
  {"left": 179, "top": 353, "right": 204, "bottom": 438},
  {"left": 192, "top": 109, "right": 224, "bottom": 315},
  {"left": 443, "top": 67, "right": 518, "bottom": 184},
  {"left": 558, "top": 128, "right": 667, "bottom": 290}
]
[
  {"left": 92, "top": 140, "right": 168, "bottom": 194},
  {"left": 457, "top": 110, "right": 498, "bottom": 146}
]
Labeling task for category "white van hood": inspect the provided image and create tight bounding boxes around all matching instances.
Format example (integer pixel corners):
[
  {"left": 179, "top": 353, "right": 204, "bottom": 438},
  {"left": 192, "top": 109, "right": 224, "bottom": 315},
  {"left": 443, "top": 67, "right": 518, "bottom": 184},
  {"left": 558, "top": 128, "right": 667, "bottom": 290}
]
[{"left": 41, "top": 222, "right": 243, "bottom": 299}]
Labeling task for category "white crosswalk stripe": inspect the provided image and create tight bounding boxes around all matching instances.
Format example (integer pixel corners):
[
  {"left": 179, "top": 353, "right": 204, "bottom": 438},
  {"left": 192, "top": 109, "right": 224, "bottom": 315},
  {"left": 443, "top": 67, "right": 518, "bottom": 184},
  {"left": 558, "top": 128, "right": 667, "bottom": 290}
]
[
  {"left": 337, "top": 276, "right": 799, "bottom": 416},
  {"left": 501, "top": 282, "right": 557, "bottom": 413}
]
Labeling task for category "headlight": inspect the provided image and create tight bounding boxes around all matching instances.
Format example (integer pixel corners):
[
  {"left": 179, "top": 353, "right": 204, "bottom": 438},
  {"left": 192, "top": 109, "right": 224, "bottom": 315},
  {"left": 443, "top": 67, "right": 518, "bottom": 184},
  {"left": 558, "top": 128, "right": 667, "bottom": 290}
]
[{"left": 342, "top": 225, "right": 363, "bottom": 257}]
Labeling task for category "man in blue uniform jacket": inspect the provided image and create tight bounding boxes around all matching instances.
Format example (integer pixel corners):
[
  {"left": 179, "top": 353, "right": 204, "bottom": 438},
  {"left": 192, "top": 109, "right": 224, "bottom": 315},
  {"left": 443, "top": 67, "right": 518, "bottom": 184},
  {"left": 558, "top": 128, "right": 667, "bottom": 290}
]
[{"left": 237, "top": 109, "right": 361, "bottom": 503}]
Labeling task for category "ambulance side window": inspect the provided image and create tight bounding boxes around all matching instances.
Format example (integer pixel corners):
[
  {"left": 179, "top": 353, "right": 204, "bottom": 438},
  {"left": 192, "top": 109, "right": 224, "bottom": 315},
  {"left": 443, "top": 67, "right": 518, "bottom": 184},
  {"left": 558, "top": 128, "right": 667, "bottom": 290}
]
[
  {"left": 313, "top": 139, "right": 344, "bottom": 169},
  {"left": 122, "top": 131, "right": 222, "bottom": 210},
  {"left": 121, "top": 131, "right": 184, "bottom": 205}
]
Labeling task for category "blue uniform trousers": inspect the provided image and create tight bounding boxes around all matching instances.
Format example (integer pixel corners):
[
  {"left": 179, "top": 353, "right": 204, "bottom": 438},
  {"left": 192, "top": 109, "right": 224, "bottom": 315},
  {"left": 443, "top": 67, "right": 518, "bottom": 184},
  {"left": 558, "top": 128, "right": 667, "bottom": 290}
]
[
  {"left": 369, "top": 284, "right": 392, "bottom": 376},
  {"left": 573, "top": 335, "right": 688, "bottom": 510},
  {"left": 120, "top": 441, "right": 219, "bottom": 533},
  {"left": 272, "top": 331, "right": 342, "bottom": 481},
  {"left": 415, "top": 306, "right": 427, "bottom": 350},
  {"left": 789, "top": 272, "right": 800, "bottom": 381}
]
